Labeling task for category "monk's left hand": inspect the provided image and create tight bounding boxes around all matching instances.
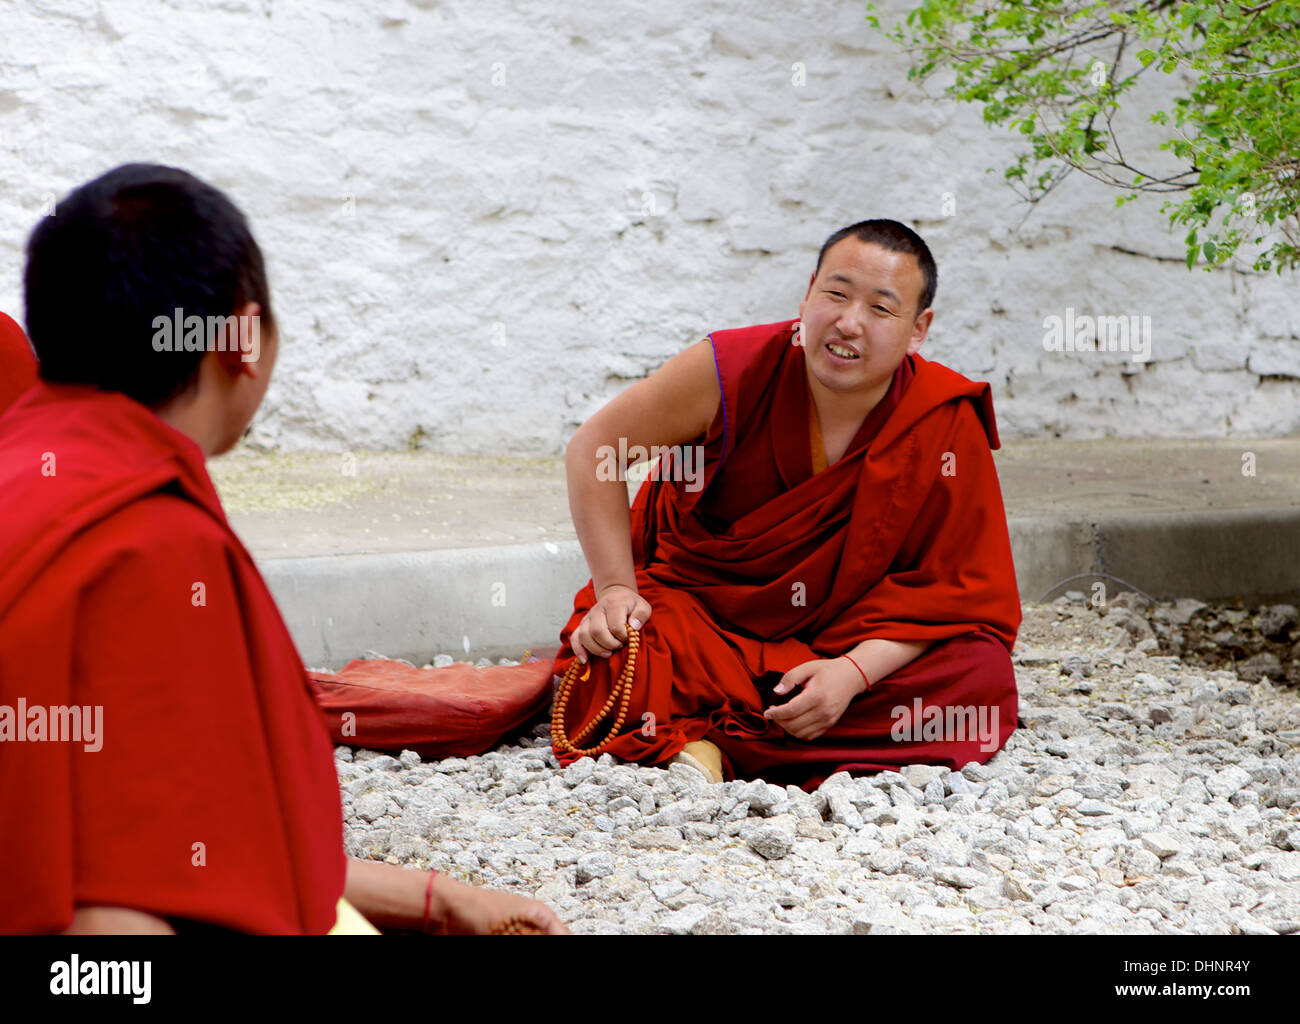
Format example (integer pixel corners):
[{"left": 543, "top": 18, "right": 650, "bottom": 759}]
[
  {"left": 433, "top": 874, "right": 570, "bottom": 935},
  {"left": 764, "top": 657, "right": 867, "bottom": 740}
]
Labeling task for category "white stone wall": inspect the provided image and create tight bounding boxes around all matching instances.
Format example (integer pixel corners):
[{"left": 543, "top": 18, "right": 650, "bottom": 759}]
[{"left": 1, "top": 0, "right": 1296, "bottom": 451}]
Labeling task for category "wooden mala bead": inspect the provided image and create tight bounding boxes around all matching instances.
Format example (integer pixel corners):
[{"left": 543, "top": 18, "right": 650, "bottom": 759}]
[{"left": 489, "top": 915, "right": 547, "bottom": 935}]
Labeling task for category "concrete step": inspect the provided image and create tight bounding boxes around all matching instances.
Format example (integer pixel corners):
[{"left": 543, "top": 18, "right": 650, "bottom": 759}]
[{"left": 209, "top": 439, "right": 1300, "bottom": 668}]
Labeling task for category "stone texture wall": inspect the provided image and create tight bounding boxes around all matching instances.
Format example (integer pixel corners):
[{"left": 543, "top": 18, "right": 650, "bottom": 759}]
[{"left": 2, "top": 0, "right": 1296, "bottom": 452}]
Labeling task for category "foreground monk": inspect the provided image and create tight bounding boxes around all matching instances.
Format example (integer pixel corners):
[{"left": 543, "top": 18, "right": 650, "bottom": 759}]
[
  {"left": 0, "top": 164, "right": 564, "bottom": 934},
  {"left": 554, "top": 219, "right": 1021, "bottom": 789}
]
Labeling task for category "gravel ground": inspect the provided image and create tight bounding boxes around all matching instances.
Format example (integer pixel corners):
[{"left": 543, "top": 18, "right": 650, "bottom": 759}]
[
  {"left": 1144, "top": 598, "right": 1300, "bottom": 685},
  {"left": 337, "top": 595, "right": 1300, "bottom": 934}
]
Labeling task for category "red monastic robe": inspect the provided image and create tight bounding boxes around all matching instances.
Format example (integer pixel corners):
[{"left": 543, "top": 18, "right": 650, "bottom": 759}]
[
  {"left": 0, "top": 383, "right": 345, "bottom": 933},
  {"left": 554, "top": 319, "right": 1022, "bottom": 789},
  {"left": 0, "top": 313, "right": 37, "bottom": 415}
]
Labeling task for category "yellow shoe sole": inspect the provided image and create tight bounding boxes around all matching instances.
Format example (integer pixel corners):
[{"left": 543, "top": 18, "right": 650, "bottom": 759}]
[{"left": 667, "top": 739, "right": 724, "bottom": 784}]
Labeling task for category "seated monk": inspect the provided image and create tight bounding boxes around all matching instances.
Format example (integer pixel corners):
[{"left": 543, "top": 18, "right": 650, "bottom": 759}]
[
  {"left": 554, "top": 219, "right": 1021, "bottom": 790},
  {"left": 0, "top": 311, "right": 38, "bottom": 414},
  {"left": 0, "top": 164, "right": 564, "bottom": 935}
]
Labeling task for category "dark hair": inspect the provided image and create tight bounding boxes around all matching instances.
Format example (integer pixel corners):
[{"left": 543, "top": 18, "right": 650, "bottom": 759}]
[
  {"left": 24, "top": 163, "right": 275, "bottom": 406},
  {"left": 814, "top": 219, "right": 937, "bottom": 314}
]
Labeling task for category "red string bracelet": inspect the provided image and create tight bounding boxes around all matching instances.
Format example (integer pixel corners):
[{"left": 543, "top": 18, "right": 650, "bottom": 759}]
[
  {"left": 422, "top": 870, "right": 439, "bottom": 934},
  {"left": 842, "top": 653, "right": 872, "bottom": 691}
]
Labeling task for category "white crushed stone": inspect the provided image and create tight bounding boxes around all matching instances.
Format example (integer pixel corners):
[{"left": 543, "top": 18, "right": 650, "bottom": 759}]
[{"left": 337, "top": 598, "right": 1300, "bottom": 934}]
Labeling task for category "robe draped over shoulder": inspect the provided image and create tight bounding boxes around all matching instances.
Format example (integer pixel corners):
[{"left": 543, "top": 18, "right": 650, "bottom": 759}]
[{"left": 0, "top": 383, "right": 345, "bottom": 933}]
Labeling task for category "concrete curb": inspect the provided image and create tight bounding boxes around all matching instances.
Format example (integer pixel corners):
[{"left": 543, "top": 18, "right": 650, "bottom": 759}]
[
  {"left": 259, "top": 509, "right": 1300, "bottom": 669},
  {"left": 261, "top": 541, "right": 590, "bottom": 668}
]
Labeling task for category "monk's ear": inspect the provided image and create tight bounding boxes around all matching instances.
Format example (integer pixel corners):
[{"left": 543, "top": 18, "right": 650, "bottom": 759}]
[
  {"left": 214, "top": 302, "right": 265, "bottom": 379},
  {"left": 798, "top": 271, "right": 816, "bottom": 318},
  {"left": 908, "top": 307, "right": 934, "bottom": 355},
  {"left": 214, "top": 347, "right": 251, "bottom": 378}
]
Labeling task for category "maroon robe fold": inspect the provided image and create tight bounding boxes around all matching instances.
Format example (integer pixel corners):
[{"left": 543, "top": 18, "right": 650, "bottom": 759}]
[
  {"left": 554, "top": 319, "right": 1021, "bottom": 788},
  {"left": 0, "top": 313, "right": 37, "bottom": 415}
]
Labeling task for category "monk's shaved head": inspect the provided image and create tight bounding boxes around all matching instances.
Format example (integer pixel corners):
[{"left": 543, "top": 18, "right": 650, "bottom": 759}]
[
  {"left": 24, "top": 163, "right": 275, "bottom": 407},
  {"left": 816, "top": 219, "right": 937, "bottom": 314}
]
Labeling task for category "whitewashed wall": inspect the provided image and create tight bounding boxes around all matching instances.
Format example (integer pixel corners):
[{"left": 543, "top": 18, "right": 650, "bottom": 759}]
[{"left": 1, "top": 0, "right": 1296, "bottom": 451}]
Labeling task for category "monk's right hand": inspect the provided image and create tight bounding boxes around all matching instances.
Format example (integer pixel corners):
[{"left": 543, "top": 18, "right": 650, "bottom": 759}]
[{"left": 570, "top": 583, "right": 652, "bottom": 664}]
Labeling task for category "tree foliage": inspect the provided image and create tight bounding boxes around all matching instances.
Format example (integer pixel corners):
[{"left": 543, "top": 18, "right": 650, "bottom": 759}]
[{"left": 867, "top": 1, "right": 1300, "bottom": 272}]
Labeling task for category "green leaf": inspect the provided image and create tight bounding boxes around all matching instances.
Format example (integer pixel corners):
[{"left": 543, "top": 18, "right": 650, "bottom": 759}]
[{"left": 870, "top": 0, "right": 1300, "bottom": 275}]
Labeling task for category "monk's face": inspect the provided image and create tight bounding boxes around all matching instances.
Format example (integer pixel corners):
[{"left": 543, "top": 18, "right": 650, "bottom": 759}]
[{"left": 798, "top": 238, "right": 933, "bottom": 396}]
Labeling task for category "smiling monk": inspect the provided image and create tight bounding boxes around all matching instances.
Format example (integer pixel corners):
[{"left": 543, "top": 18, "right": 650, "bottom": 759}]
[{"left": 554, "top": 219, "right": 1021, "bottom": 789}]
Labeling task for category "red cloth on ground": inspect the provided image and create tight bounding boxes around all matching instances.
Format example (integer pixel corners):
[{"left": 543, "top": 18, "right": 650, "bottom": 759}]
[
  {"left": 309, "top": 657, "right": 555, "bottom": 759},
  {"left": 0, "top": 313, "right": 37, "bottom": 415},
  {"left": 0, "top": 383, "right": 345, "bottom": 934},
  {"left": 553, "top": 319, "right": 1022, "bottom": 788}
]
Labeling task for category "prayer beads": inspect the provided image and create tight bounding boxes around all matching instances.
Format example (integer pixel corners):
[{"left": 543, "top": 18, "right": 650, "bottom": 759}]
[{"left": 550, "top": 627, "right": 640, "bottom": 758}]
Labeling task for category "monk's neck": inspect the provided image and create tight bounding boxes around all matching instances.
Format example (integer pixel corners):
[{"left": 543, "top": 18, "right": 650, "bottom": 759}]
[
  {"left": 805, "top": 369, "right": 891, "bottom": 435},
  {"left": 154, "top": 388, "right": 225, "bottom": 457}
]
